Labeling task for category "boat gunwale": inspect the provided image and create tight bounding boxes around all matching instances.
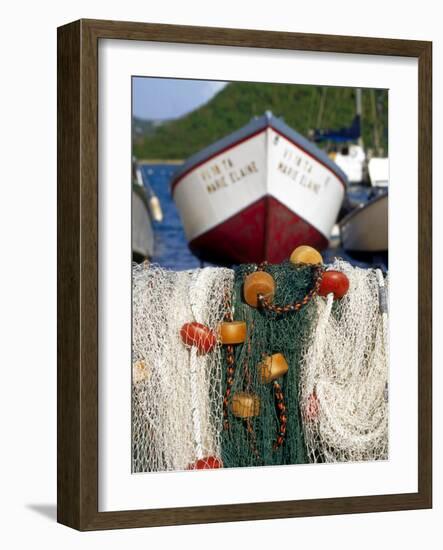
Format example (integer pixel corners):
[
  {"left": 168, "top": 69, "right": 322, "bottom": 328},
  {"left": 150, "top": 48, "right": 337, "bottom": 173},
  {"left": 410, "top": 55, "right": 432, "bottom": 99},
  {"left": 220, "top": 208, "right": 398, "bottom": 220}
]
[
  {"left": 132, "top": 180, "right": 153, "bottom": 214},
  {"left": 170, "top": 113, "right": 348, "bottom": 195},
  {"left": 339, "top": 188, "right": 388, "bottom": 229}
]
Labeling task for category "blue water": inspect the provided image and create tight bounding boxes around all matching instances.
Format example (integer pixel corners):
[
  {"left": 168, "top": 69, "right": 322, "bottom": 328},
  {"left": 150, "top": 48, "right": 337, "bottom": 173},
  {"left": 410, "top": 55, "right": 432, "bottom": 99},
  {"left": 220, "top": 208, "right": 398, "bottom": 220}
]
[
  {"left": 140, "top": 163, "right": 388, "bottom": 271},
  {"left": 141, "top": 163, "right": 207, "bottom": 270}
]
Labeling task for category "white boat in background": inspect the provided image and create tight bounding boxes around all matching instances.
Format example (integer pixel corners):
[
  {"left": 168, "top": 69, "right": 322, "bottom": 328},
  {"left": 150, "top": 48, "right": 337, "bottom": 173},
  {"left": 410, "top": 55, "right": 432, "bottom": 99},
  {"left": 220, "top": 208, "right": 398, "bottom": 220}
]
[
  {"left": 339, "top": 190, "right": 388, "bottom": 252},
  {"left": 330, "top": 144, "right": 366, "bottom": 184},
  {"left": 368, "top": 157, "right": 389, "bottom": 187},
  {"left": 339, "top": 150, "right": 388, "bottom": 253},
  {"left": 171, "top": 112, "right": 347, "bottom": 265}
]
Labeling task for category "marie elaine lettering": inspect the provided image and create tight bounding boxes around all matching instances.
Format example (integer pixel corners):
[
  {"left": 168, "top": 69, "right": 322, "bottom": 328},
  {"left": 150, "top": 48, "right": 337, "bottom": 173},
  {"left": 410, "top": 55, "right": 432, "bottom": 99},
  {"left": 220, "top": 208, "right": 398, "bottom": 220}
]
[
  {"left": 199, "top": 157, "right": 259, "bottom": 194},
  {"left": 276, "top": 148, "right": 327, "bottom": 194}
]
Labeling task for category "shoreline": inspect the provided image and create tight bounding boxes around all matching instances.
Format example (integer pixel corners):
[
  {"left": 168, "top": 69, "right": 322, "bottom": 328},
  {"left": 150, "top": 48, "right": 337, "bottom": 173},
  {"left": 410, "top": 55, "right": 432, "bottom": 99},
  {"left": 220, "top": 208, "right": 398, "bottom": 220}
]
[{"left": 139, "top": 159, "right": 184, "bottom": 165}]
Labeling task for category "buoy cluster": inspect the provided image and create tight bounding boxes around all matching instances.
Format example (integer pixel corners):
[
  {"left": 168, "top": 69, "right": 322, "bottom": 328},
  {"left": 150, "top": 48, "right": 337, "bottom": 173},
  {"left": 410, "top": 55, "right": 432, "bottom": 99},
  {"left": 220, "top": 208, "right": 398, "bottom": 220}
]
[
  {"left": 179, "top": 245, "right": 350, "bottom": 467},
  {"left": 243, "top": 245, "right": 350, "bottom": 309}
]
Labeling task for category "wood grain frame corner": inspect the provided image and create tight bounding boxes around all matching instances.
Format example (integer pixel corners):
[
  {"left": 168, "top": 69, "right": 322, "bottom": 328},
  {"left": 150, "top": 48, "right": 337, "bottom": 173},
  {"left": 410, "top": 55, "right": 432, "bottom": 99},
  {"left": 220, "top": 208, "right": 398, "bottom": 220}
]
[{"left": 57, "top": 19, "right": 432, "bottom": 531}]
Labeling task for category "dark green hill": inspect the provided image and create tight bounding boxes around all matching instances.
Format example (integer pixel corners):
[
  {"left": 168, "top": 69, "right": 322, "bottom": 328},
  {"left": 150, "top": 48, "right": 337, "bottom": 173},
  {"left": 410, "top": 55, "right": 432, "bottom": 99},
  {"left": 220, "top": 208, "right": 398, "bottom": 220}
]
[{"left": 133, "top": 82, "right": 388, "bottom": 160}]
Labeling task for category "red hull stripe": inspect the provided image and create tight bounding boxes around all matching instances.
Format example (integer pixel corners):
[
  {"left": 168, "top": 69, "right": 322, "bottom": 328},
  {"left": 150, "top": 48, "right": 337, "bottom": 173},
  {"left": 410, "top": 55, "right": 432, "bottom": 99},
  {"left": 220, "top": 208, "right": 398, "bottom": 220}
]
[
  {"left": 171, "top": 124, "right": 347, "bottom": 195},
  {"left": 188, "top": 195, "right": 329, "bottom": 265},
  {"left": 189, "top": 191, "right": 330, "bottom": 242}
]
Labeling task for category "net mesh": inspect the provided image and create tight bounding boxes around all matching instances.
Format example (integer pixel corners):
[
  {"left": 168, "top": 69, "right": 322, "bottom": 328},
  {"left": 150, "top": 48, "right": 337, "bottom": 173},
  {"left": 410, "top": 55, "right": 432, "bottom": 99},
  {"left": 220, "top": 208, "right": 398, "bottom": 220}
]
[
  {"left": 299, "top": 259, "right": 389, "bottom": 463},
  {"left": 132, "top": 262, "right": 234, "bottom": 472},
  {"left": 132, "top": 259, "right": 389, "bottom": 472},
  {"left": 221, "top": 262, "right": 319, "bottom": 468}
]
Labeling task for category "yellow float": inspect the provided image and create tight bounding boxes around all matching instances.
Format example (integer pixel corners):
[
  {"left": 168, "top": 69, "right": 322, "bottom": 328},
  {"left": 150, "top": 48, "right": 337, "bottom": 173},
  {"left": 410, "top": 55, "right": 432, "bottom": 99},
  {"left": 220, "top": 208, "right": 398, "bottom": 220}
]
[
  {"left": 132, "top": 360, "right": 149, "bottom": 384},
  {"left": 230, "top": 392, "right": 260, "bottom": 418},
  {"left": 289, "top": 245, "right": 323, "bottom": 266}
]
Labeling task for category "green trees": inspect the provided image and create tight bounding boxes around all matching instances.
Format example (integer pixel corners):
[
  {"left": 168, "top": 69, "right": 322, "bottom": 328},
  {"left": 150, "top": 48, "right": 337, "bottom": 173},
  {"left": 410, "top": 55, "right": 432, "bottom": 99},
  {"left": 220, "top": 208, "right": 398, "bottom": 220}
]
[{"left": 133, "top": 82, "right": 388, "bottom": 160}]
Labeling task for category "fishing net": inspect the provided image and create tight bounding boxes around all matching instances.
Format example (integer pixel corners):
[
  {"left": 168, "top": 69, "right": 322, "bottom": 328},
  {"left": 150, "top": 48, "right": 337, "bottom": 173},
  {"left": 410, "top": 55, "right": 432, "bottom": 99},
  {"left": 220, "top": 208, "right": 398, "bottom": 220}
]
[
  {"left": 221, "top": 262, "right": 320, "bottom": 468},
  {"left": 299, "top": 259, "right": 389, "bottom": 463},
  {"left": 131, "top": 258, "right": 389, "bottom": 472},
  {"left": 132, "top": 262, "right": 234, "bottom": 472}
]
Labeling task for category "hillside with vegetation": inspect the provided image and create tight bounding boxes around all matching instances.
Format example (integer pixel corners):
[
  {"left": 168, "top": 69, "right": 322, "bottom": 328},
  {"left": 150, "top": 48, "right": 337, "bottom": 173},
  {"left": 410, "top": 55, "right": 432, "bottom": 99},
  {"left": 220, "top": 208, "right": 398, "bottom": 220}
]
[{"left": 133, "top": 82, "right": 388, "bottom": 160}]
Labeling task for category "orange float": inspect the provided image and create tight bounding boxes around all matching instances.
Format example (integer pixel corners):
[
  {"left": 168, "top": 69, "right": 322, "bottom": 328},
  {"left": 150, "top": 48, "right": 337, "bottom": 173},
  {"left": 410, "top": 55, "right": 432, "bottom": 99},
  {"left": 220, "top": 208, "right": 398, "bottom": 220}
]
[
  {"left": 258, "top": 353, "right": 289, "bottom": 384},
  {"left": 243, "top": 271, "right": 275, "bottom": 307},
  {"left": 219, "top": 321, "right": 247, "bottom": 344},
  {"left": 230, "top": 392, "right": 260, "bottom": 418}
]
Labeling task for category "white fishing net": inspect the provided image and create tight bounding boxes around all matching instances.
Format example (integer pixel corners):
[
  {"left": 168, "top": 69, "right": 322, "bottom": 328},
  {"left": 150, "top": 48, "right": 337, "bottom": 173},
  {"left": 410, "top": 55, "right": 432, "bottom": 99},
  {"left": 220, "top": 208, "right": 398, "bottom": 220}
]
[
  {"left": 299, "top": 259, "right": 389, "bottom": 463},
  {"left": 132, "top": 262, "right": 234, "bottom": 472}
]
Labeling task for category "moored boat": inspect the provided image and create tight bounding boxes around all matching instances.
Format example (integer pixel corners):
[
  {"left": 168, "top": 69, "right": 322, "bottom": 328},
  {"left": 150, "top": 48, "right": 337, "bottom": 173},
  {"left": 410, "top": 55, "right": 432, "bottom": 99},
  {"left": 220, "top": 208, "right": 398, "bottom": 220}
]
[
  {"left": 339, "top": 190, "right": 388, "bottom": 252},
  {"left": 368, "top": 157, "right": 389, "bottom": 188},
  {"left": 132, "top": 159, "right": 163, "bottom": 262},
  {"left": 171, "top": 112, "right": 347, "bottom": 265}
]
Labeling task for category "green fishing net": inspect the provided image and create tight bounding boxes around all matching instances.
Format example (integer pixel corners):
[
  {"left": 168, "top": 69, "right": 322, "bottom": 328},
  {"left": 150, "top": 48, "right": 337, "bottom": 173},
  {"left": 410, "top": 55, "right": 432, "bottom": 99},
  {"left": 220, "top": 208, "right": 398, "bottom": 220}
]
[{"left": 221, "top": 261, "right": 319, "bottom": 468}]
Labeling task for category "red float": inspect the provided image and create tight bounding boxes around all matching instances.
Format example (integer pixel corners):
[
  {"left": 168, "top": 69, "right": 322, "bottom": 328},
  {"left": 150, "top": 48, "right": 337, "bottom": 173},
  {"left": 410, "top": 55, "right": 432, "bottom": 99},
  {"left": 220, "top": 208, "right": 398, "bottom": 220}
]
[
  {"left": 305, "top": 393, "right": 320, "bottom": 421},
  {"left": 318, "top": 270, "right": 350, "bottom": 299},
  {"left": 180, "top": 322, "right": 217, "bottom": 354},
  {"left": 187, "top": 456, "right": 223, "bottom": 470}
]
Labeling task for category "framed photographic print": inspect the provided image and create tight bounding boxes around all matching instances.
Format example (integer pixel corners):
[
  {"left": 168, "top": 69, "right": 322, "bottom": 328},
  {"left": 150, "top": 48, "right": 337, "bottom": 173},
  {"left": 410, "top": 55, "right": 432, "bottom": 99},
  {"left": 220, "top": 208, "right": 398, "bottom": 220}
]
[{"left": 57, "top": 19, "right": 432, "bottom": 530}]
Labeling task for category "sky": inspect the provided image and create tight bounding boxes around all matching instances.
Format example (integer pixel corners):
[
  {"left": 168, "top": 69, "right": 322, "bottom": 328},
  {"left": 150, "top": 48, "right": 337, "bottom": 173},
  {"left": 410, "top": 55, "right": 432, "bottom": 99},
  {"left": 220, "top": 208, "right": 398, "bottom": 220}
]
[{"left": 132, "top": 77, "right": 227, "bottom": 120}]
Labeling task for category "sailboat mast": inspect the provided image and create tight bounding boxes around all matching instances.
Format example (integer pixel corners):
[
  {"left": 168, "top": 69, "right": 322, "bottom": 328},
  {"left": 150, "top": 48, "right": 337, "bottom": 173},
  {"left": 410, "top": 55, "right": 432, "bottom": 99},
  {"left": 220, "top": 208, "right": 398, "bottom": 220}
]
[
  {"left": 356, "top": 88, "right": 363, "bottom": 147},
  {"left": 370, "top": 89, "right": 381, "bottom": 155}
]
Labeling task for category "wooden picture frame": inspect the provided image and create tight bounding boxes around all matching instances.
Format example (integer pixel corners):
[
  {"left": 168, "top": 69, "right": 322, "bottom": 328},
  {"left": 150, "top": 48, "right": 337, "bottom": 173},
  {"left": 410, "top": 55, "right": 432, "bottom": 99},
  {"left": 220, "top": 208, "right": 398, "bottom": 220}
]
[{"left": 57, "top": 18, "right": 432, "bottom": 530}]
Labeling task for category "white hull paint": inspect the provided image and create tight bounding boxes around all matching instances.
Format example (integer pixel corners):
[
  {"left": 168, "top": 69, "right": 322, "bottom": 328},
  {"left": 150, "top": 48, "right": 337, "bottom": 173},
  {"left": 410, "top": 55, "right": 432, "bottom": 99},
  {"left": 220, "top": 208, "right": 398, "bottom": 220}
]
[
  {"left": 332, "top": 144, "right": 366, "bottom": 184},
  {"left": 368, "top": 157, "right": 389, "bottom": 187},
  {"left": 132, "top": 189, "right": 154, "bottom": 259},
  {"left": 173, "top": 127, "right": 345, "bottom": 243}
]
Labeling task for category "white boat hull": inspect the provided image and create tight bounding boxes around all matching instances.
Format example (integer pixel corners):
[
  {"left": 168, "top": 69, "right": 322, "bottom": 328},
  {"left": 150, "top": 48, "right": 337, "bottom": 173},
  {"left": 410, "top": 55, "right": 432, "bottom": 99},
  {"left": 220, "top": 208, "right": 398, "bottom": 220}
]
[
  {"left": 171, "top": 115, "right": 347, "bottom": 264},
  {"left": 340, "top": 192, "right": 388, "bottom": 252},
  {"left": 368, "top": 157, "right": 389, "bottom": 187}
]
